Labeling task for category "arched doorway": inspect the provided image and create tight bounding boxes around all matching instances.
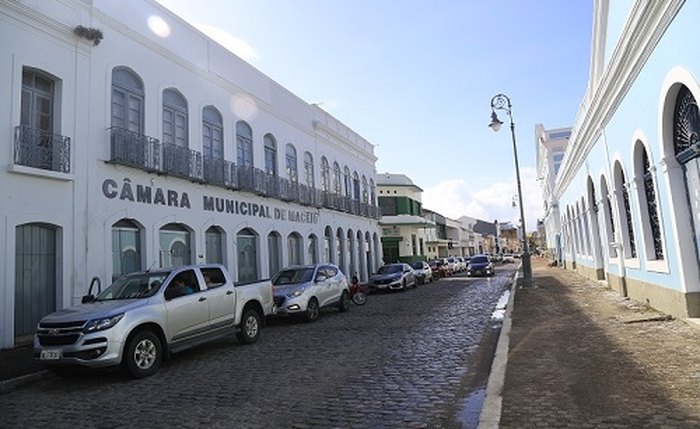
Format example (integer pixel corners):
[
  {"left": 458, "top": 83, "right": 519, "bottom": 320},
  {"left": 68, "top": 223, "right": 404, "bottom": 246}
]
[{"left": 237, "top": 228, "right": 259, "bottom": 282}]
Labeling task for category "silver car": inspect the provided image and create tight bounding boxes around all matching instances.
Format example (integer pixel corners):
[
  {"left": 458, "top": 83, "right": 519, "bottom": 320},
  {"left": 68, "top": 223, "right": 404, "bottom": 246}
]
[
  {"left": 271, "top": 264, "right": 350, "bottom": 322},
  {"left": 369, "top": 263, "right": 416, "bottom": 291},
  {"left": 410, "top": 261, "right": 433, "bottom": 284}
]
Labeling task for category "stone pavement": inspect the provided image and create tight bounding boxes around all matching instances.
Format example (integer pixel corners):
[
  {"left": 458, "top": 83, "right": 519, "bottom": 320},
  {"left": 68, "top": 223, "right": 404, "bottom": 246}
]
[{"left": 491, "top": 256, "right": 700, "bottom": 429}]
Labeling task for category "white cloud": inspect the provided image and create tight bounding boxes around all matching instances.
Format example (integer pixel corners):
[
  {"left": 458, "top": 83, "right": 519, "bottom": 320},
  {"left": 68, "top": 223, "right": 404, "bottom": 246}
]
[
  {"left": 422, "top": 167, "right": 544, "bottom": 231},
  {"left": 194, "top": 23, "right": 260, "bottom": 63}
]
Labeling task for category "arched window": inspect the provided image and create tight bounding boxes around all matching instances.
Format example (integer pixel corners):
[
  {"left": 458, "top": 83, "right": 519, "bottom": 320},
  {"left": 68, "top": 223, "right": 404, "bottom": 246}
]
[
  {"left": 159, "top": 223, "right": 191, "bottom": 268},
  {"left": 286, "top": 144, "right": 298, "bottom": 183},
  {"left": 613, "top": 162, "right": 637, "bottom": 258},
  {"left": 581, "top": 197, "right": 591, "bottom": 256},
  {"left": 333, "top": 162, "right": 342, "bottom": 195},
  {"left": 369, "top": 179, "right": 376, "bottom": 206},
  {"left": 344, "top": 166, "right": 351, "bottom": 197},
  {"left": 634, "top": 143, "right": 664, "bottom": 260},
  {"left": 321, "top": 157, "right": 330, "bottom": 193},
  {"left": 264, "top": 134, "right": 277, "bottom": 177},
  {"left": 236, "top": 121, "right": 253, "bottom": 167},
  {"left": 112, "top": 219, "right": 142, "bottom": 280},
  {"left": 267, "top": 231, "right": 281, "bottom": 277},
  {"left": 362, "top": 175, "right": 369, "bottom": 204},
  {"left": 304, "top": 152, "right": 315, "bottom": 188},
  {"left": 205, "top": 226, "right": 224, "bottom": 264},
  {"left": 352, "top": 171, "right": 360, "bottom": 201},
  {"left": 162, "top": 88, "right": 188, "bottom": 148},
  {"left": 336, "top": 227, "right": 345, "bottom": 273},
  {"left": 672, "top": 85, "right": 700, "bottom": 263},
  {"left": 111, "top": 67, "right": 144, "bottom": 134},
  {"left": 287, "top": 232, "right": 303, "bottom": 266},
  {"left": 324, "top": 226, "right": 333, "bottom": 263},
  {"left": 237, "top": 228, "right": 259, "bottom": 282},
  {"left": 202, "top": 107, "right": 224, "bottom": 183},
  {"left": 202, "top": 106, "right": 223, "bottom": 160},
  {"left": 600, "top": 176, "right": 617, "bottom": 258},
  {"left": 308, "top": 234, "right": 318, "bottom": 264}
]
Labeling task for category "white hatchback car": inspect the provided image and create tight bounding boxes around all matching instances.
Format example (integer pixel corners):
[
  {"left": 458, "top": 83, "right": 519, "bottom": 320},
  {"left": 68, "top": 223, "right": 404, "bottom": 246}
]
[{"left": 410, "top": 261, "right": 433, "bottom": 284}]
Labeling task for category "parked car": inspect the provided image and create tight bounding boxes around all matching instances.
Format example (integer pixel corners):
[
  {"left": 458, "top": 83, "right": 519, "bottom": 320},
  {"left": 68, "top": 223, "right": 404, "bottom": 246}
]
[
  {"left": 456, "top": 257, "right": 467, "bottom": 272},
  {"left": 411, "top": 261, "right": 433, "bottom": 284},
  {"left": 271, "top": 264, "right": 350, "bottom": 322},
  {"left": 34, "top": 264, "right": 275, "bottom": 378},
  {"left": 445, "top": 257, "right": 459, "bottom": 273},
  {"left": 502, "top": 254, "right": 515, "bottom": 263},
  {"left": 369, "top": 263, "right": 416, "bottom": 291},
  {"left": 467, "top": 254, "right": 495, "bottom": 277}
]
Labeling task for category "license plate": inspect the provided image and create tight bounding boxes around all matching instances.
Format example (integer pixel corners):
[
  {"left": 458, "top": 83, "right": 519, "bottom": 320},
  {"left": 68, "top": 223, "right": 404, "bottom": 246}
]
[{"left": 40, "top": 349, "right": 62, "bottom": 360}]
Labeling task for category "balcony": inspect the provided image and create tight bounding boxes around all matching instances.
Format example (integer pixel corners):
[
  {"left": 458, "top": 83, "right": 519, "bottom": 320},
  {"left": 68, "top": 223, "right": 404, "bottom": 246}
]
[
  {"left": 107, "top": 130, "right": 380, "bottom": 219},
  {"left": 14, "top": 125, "right": 71, "bottom": 173},
  {"left": 109, "top": 127, "right": 160, "bottom": 171},
  {"left": 203, "top": 157, "right": 236, "bottom": 188},
  {"left": 162, "top": 143, "right": 203, "bottom": 181}
]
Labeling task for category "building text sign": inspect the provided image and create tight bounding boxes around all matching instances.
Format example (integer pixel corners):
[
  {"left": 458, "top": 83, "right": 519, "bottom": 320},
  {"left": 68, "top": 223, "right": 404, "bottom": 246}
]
[{"left": 102, "top": 177, "right": 319, "bottom": 224}]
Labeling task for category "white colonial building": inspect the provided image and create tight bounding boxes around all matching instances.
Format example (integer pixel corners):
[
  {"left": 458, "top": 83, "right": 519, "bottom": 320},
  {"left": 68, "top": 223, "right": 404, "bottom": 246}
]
[
  {"left": 0, "top": 0, "right": 381, "bottom": 349},
  {"left": 545, "top": 0, "right": 700, "bottom": 320},
  {"left": 535, "top": 124, "right": 571, "bottom": 264}
]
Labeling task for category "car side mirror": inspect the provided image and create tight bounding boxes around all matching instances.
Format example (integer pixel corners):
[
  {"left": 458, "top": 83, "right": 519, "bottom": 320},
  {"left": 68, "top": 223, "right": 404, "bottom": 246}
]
[
  {"left": 315, "top": 274, "right": 328, "bottom": 282},
  {"left": 81, "top": 295, "right": 95, "bottom": 304}
]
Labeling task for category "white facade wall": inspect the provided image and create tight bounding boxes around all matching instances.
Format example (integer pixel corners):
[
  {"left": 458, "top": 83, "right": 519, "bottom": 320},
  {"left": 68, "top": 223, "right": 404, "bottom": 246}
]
[{"left": 0, "top": 0, "right": 381, "bottom": 348}]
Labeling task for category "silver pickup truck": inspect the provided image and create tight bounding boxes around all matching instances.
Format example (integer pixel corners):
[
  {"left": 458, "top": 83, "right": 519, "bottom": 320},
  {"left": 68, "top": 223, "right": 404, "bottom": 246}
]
[{"left": 33, "top": 264, "right": 275, "bottom": 378}]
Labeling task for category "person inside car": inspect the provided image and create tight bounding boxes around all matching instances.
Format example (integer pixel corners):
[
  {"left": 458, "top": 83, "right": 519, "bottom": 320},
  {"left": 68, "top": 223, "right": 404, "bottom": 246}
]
[{"left": 168, "top": 276, "right": 194, "bottom": 298}]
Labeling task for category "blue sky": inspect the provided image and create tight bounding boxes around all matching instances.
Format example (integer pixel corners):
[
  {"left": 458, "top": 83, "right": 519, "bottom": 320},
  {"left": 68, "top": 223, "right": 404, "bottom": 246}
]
[{"left": 153, "top": 0, "right": 593, "bottom": 231}]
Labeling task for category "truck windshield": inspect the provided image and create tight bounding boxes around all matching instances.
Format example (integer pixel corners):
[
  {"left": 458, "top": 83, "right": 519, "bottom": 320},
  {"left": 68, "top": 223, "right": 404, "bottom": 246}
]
[
  {"left": 272, "top": 268, "right": 314, "bottom": 285},
  {"left": 96, "top": 272, "right": 170, "bottom": 301}
]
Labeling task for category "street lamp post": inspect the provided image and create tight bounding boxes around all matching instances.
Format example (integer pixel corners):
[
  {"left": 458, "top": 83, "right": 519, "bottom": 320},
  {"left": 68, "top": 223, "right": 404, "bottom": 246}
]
[{"left": 489, "top": 93, "right": 532, "bottom": 286}]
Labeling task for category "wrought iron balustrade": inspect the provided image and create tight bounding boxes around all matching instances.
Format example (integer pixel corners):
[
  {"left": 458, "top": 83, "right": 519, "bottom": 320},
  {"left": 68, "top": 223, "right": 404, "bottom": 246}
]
[
  {"left": 109, "top": 127, "right": 160, "bottom": 171},
  {"left": 14, "top": 125, "right": 71, "bottom": 173},
  {"left": 204, "top": 157, "right": 237, "bottom": 188},
  {"left": 299, "top": 183, "right": 315, "bottom": 206},
  {"left": 162, "top": 143, "right": 203, "bottom": 181},
  {"left": 360, "top": 203, "right": 370, "bottom": 217}
]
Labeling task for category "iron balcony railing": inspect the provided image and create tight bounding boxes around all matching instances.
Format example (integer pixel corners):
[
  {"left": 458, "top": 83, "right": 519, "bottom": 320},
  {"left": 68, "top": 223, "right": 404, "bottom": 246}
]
[
  {"left": 109, "top": 127, "right": 161, "bottom": 171},
  {"left": 203, "top": 157, "right": 237, "bottom": 188},
  {"left": 162, "top": 143, "right": 203, "bottom": 181},
  {"left": 14, "top": 125, "right": 71, "bottom": 173},
  {"left": 108, "top": 130, "right": 381, "bottom": 219}
]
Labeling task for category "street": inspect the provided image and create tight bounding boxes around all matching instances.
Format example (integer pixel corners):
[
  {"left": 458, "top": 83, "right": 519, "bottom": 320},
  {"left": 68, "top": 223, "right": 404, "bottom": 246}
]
[{"left": 0, "top": 266, "right": 516, "bottom": 429}]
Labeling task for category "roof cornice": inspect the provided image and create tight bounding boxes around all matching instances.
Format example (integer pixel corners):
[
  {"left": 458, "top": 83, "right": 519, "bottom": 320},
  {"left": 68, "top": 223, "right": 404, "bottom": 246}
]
[{"left": 554, "top": 0, "right": 685, "bottom": 197}]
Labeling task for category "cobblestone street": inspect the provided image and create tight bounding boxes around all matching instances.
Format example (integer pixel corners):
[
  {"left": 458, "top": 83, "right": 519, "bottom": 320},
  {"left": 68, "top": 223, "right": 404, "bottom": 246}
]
[{"left": 0, "top": 268, "right": 514, "bottom": 429}]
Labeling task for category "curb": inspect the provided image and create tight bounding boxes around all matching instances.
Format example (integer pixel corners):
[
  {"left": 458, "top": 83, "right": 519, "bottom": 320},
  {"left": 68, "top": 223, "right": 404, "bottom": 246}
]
[
  {"left": 0, "top": 370, "right": 49, "bottom": 395},
  {"left": 477, "top": 268, "right": 519, "bottom": 429}
]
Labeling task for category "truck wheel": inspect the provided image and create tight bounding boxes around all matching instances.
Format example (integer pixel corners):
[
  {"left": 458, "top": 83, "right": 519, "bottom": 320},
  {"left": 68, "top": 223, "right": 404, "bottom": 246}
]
[
  {"left": 123, "top": 330, "right": 162, "bottom": 379},
  {"left": 337, "top": 291, "right": 350, "bottom": 312},
  {"left": 305, "top": 298, "right": 320, "bottom": 322},
  {"left": 236, "top": 308, "right": 261, "bottom": 344}
]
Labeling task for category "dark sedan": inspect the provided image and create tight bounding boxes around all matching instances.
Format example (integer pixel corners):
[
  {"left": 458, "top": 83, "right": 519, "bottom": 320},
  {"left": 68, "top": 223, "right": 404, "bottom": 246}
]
[{"left": 466, "top": 255, "right": 495, "bottom": 277}]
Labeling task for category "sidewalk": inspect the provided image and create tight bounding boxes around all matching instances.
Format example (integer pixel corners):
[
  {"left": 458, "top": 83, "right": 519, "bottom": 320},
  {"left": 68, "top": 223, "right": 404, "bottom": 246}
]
[
  {"left": 0, "top": 343, "right": 47, "bottom": 394},
  {"left": 492, "top": 257, "right": 700, "bottom": 428}
]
